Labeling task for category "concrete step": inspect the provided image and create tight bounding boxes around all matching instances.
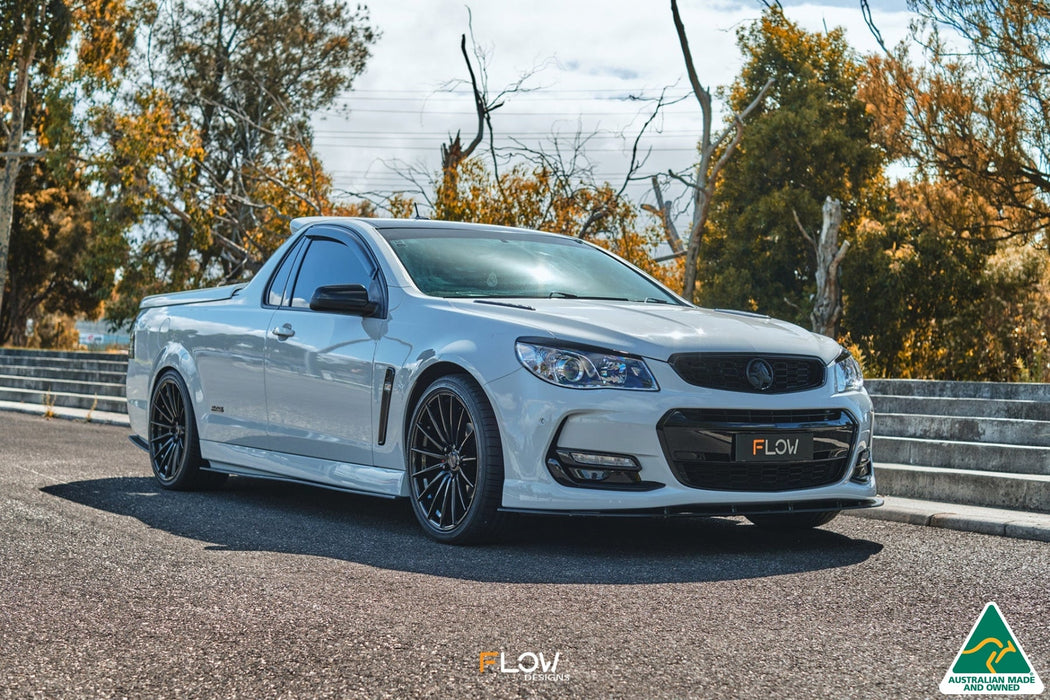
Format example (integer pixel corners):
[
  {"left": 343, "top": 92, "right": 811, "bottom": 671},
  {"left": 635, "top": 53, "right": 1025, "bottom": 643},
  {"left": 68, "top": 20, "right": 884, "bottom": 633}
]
[
  {"left": 871, "top": 394, "right": 1050, "bottom": 421},
  {"left": 877, "top": 412, "right": 1050, "bottom": 447},
  {"left": 0, "top": 373, "right": 126, "bottom": 398},
  {"left": 867, "top": 378, "right": 1050, "bottom": 402},
  {"left": 0, "top": 348, "right": 128, "bottom": 363},
  {"left": 0, "top": 386, "right": 127, "bottom": 414},
  {"left": 0, "top": 363, "right": 126, "bottom": 384},
  {"left": 0, "top": 355, "right": 128, "bottom": 374},
  {"left": 873, "top": 435, "right": 1050, "bottom": 475},
  {"left": 876, "top": 462, "right": 1050, "bottom": 513}
]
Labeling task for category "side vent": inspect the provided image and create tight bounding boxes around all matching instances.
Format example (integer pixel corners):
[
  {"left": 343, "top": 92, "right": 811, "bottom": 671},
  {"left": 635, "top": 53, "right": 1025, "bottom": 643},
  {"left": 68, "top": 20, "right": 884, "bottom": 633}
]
[{"left": 377, "top": 367, "right": 395, "bottom": 445}]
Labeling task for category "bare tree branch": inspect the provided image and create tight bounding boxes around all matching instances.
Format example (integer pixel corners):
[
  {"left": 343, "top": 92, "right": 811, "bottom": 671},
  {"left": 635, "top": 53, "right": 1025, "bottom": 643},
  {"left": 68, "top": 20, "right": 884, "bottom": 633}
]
[
  {"left": 0, "top": 151, "right": 46, "bottom": 159},
  {"left": 664, "top": 169, "right": 696, "bottom": 189},
  {"left": 660, "top": 0, "right": 775, "bottom": 302},
  {"left": 671, "top": 0, "right": 712, "bottom": 155},
  {"left": 860, "top": 0, "right": 890, "bottom": 55},
  {"left": 791, "top": 207, "right": 816, "bottom": 248},
  {"left": 808, "top": 196, "right": 848, "bottom": 337},
  {"left": 647, "top": 175, "right": 684, "bottom": 254},
  {"left": 708, "top": 79, "right": 774, "bottom": 181},
  {"left": 459, "top": 32, "right": 486, "bottom": 164}
]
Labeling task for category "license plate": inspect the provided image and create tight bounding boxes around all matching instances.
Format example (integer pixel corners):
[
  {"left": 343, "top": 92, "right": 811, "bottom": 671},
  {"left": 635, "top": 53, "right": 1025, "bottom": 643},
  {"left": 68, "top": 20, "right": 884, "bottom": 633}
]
[{"left": 734, "top": 433, "right": 814, "bottom": 462}]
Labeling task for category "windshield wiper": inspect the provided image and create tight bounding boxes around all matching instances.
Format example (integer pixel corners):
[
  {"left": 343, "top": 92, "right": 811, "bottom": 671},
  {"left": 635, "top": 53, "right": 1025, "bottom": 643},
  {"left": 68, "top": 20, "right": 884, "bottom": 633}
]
[
  {"left": 644, "top": 297, "right": 672, "bottom": 304},
  {"left": 473, "top": 299, "right": 535, "bottom": 311},
  {"left": 548, "top": 291, "right": 629, "bottom": 301}
]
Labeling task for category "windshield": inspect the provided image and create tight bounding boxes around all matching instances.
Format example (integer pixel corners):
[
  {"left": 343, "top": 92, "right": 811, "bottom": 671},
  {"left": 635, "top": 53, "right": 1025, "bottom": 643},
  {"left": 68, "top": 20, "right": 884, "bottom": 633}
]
[{"left": 382, "top": 228, "right": 682, "bottom": 304}]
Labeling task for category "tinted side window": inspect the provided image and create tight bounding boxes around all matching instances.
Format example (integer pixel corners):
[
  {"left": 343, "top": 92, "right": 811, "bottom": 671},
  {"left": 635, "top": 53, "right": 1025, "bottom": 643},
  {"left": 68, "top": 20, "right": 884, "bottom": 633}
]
[
  {"left": 290, "top": 237, "right": 375, "bottom": 309},
  {"left": 266, "top": 239, "right": 305, "bottom": 306}
]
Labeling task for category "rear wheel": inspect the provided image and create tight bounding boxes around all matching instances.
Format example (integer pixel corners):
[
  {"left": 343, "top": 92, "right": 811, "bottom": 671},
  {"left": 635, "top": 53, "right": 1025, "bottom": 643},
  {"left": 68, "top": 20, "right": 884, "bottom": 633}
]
[
  {"left": 406, "top": 374, "right": 504, "bottom": 544},
  {"left": 148, "top": 370, "right": 226, "bottom": 490},
  {"left": 746, "top": 510, "right": 839, "bottom": 530}
]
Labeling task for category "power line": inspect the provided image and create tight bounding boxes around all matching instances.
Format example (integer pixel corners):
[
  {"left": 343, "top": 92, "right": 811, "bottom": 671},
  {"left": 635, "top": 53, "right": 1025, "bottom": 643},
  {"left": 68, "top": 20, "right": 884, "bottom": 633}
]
[
  {"left": 316, "top": 142, "right": 698, "bottom": 152},
  {"left": 332, "top": 94, "right": 693, "bottom": 103},
  {"left": 312, "top": 130, "right": 700, "bottom": 139},
  {"left": 321, "top": 107, "right": 696, "bottom": 117},
  {"left": 343, "top": 88, "right": 689, "bottom": 95}
]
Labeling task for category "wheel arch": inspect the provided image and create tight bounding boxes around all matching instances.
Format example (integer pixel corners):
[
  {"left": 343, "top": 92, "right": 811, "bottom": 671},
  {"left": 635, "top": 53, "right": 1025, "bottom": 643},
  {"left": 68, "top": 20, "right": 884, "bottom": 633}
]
[
  {"left": 149, "top": 341, "right": 207, "bottom": 428},
  {"left": 402, "top": 361, "right": 487, "bottom": 447},
  {"left": 401, "top": 364, "right": 507, "bottom": 543}
]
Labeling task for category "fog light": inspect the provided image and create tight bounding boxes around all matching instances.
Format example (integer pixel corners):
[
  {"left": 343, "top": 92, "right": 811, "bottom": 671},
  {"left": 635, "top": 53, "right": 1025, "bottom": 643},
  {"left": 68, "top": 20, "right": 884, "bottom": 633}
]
[
  {"left": 567, "top": 451, "right": 638, "bottom": 469},
  {"left": 548, "top": 449, "right": 645, "bottom": 488},
  {"left": 851, "top": 449, "right": 872, "bottom": 482},
  {"left": 572, "top": 468, "right": 610, "bottom": 481}
]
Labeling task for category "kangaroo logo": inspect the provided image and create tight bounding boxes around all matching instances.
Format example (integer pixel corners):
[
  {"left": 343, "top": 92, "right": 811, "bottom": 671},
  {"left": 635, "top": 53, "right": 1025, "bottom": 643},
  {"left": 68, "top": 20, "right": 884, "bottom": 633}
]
[{"left": 962, "top": 637, "right": 1017, "bottom": 674}]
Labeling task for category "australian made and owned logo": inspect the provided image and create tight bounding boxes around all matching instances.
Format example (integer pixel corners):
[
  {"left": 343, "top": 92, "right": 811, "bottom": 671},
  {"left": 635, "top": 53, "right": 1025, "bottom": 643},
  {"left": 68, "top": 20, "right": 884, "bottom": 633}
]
[{"left": 940, "top": 603, "right": 1044, "bottom": 695}]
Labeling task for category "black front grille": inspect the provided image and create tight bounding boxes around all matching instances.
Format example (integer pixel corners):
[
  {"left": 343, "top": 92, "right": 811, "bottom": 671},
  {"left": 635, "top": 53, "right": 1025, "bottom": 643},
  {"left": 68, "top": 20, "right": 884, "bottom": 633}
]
[
  {"left": 657, "top": 408, "right": 856, "bottom": 492},
  {"left": 673, "top": 408, "right": 843, "bottom": 425},
  {"left": 669, "top": 353, "right": 825, "bottom": 394},
  {"left": 669, "top": 458, "right": 848, "bottom": 492}
]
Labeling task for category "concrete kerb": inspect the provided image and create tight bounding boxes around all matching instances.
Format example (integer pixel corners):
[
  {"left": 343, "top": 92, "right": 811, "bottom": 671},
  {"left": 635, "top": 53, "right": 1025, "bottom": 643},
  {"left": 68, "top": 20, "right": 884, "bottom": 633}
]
[
  {"left": 0, "top": 400, "right": 130, "bottom": 427},
  {"left": 845, "top": 495, "right": 1050, "bottom": 544}
]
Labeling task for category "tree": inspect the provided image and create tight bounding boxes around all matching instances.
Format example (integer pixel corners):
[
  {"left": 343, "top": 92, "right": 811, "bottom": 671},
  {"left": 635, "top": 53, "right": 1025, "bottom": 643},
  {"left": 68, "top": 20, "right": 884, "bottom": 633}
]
[
  {"left": 841, "top": 179, "right": 1049, "bottom": 380},
  {"left": 699, "top": 6, "right": 881, "bottom": 327},
  {"left": 0, "top": 156, "right": 123, "bottom": 344},
  {"left": 863, "top": 0, "right": 1050, "bottom": 241},
  {"left": 660, "top": 0, "right": 772, "bottom": 302},
  {"left": 850, "top": 0, "right": 1050, "bottom": 380},
  {"left": 793, "top": 196, "right": 849, "bottom": 337},
  {"left": 417, "top": 22, "right": 663, "bottom": 252},
  {"left": 433, "top": 29, "right": 524, "bottom": 225},
  {"left": 0, "top": 0, "right": 132, "bottom": 330},
  {"left": 97, "top": 0, "right": 377, "bottom": 326}
]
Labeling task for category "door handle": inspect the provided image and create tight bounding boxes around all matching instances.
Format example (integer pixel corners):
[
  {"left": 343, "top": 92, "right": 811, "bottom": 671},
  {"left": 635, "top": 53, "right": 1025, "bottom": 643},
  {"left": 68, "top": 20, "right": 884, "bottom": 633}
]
[{"left": 271, "top": 324, "right": 295, "bottom": 339}]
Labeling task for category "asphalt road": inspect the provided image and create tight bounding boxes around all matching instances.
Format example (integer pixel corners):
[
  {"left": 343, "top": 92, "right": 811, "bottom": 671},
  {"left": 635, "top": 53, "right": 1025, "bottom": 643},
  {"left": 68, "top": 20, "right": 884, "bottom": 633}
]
[{"left": 1, "top": 411, "right": 1048, "bottom": 699}]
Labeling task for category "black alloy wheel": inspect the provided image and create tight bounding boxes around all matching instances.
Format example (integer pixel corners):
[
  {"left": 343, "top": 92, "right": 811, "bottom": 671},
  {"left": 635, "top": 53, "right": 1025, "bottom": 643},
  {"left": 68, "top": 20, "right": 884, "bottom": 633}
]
[
  {"left": 149, "top": 370, "right": 225, "bottom": 490},
  {"left": 407, "top": 374, "right": 504, "bottom": 544}
]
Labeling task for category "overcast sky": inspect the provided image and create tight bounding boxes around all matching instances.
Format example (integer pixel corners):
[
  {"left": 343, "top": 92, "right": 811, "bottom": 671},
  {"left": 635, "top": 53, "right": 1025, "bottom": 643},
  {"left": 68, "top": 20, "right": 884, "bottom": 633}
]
[{"left": 314, "top": 0, "right": 915, "bottom": 213}]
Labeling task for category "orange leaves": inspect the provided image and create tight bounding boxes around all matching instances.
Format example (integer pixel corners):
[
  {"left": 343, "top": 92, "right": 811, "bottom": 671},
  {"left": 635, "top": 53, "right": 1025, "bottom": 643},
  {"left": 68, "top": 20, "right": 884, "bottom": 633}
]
[
  {"left": 864, "top": 0, "right": 1050, "bottom": 242},
  {"left": 240, "top": 140, "right": 346, "bottom": 258},
  {"left": 842, "top": 176, "right": 1049, "bottom": 380},
  {"left": 430, "top": 157, "right": 682, "bottom": 289},
  {"left": 93, "top": 90, "right": 203, "bottom": 223},
  {"left": 70, "top": 0, "right": 134, "bottom": 86}
]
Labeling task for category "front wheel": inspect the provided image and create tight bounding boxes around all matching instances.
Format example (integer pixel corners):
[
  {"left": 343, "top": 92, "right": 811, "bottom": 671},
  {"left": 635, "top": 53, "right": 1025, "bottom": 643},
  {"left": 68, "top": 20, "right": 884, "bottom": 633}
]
[
  {"left": 148, "top": 370, "right": 227, "bottom": 490},
  {"left": 746, "top": 510, "right": 840, "bottom": 530},
  {"left": 406, "top": 374, "right": 505, "bottom": 544}
]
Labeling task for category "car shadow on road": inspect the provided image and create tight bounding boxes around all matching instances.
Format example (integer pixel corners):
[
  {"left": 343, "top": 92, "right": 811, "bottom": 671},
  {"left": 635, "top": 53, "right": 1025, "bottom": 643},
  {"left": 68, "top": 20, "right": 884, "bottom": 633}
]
[{"left": 43, "top": 475, "right": 883, "bottom": 584}]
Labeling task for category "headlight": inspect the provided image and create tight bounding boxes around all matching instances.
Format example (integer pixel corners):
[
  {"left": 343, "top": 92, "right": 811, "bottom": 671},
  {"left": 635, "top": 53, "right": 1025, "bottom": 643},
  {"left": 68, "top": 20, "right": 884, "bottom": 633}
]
[
  {"left": 515, "top": 340, "right": 658, "bottom": 391},
  {"left": 832, "top": 350, "right": 864, "bottom": 393}
]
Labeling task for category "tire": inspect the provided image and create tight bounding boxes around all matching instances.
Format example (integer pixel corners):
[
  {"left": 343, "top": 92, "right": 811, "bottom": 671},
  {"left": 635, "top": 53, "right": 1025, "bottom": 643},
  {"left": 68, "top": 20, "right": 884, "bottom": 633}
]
[
  {"left": 406, "top": 374, "right": 505, "bottom": 544},
  {"left": 148, "top": 370, "right": 227, "bottom": 490},
  {"left": 746, "top": 510, "right": 840, "bottom": 530}
]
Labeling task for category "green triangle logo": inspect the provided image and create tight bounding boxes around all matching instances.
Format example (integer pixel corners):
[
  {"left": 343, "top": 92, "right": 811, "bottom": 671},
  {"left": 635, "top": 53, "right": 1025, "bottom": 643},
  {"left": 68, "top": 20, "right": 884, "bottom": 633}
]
[{"left": 940, "top": 603, "right": 1044, "bottom": 695}]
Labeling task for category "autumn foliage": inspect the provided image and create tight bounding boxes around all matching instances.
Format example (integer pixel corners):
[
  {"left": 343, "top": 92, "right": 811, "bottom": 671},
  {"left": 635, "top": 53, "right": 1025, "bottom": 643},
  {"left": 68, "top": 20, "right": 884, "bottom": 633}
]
[{"left": 0, "top": 1, "right": 1047, "bottom": 380}]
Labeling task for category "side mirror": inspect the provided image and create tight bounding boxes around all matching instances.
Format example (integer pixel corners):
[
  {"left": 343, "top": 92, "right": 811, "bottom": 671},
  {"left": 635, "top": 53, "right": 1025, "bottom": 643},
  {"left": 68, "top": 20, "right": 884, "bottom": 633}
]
[{"left": 309, "top": 284, "right": 379, "bottom": 317}]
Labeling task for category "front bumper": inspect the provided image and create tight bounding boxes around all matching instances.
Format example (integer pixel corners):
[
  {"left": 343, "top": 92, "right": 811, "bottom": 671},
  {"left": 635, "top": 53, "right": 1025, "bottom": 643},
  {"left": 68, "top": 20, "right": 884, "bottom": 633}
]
[{"left": 484, "top": 361, "right": 877, "bottom": 512}]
